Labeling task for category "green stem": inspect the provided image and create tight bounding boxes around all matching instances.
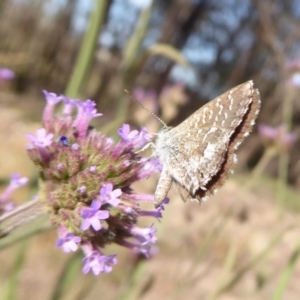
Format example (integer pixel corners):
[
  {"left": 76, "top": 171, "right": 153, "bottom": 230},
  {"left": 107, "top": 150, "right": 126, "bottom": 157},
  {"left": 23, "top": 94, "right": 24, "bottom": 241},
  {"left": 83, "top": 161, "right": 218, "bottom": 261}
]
[
  {"left": 243, "top": 146, "right": 278, "bottom": 192},
  {"left": 65, "top": 0, "right": 108, "bottom": 98},
  {"left": 117, "top": 3, "right": 153, "bottom": 119},
  {"left": 276, "top": 88, "right": 294, "bottom": 206}
]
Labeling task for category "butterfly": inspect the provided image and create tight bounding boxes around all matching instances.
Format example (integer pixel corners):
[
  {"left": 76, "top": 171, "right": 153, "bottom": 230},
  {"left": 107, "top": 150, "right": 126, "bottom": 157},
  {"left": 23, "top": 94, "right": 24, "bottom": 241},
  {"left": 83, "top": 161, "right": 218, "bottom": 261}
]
[{"left": 153, "top": 80, "right": 261, "bottom": 207}]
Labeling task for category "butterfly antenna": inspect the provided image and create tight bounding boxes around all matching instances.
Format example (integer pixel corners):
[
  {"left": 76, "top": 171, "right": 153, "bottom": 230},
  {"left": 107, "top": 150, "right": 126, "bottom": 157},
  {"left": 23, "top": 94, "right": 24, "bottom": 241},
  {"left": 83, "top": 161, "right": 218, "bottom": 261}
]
[{"left": 124, "top": 89, "right": 168, "bottom": 128}]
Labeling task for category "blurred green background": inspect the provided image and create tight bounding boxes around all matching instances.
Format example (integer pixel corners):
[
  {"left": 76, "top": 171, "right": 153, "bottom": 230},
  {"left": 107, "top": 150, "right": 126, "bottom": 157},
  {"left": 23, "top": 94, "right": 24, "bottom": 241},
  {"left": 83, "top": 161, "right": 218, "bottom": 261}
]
[{"left": 1, "top": 0, "right": 300, "bottom": 299}]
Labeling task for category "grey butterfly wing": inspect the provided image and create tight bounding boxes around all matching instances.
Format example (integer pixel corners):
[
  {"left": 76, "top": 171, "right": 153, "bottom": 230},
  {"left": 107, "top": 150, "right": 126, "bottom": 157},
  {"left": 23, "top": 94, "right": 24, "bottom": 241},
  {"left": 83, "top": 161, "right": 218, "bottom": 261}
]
[
  {"left": 154, "top": 126, "right": 228, "bottom": 205},
  {"left": 154, "top": 80, "right": 261, "bottom": 205},
  {"left": 170, "top": 80, "right": 256, "bottom": 137},
  {"left": 161, "top": 126, "right": 230, "bottom": 194}
]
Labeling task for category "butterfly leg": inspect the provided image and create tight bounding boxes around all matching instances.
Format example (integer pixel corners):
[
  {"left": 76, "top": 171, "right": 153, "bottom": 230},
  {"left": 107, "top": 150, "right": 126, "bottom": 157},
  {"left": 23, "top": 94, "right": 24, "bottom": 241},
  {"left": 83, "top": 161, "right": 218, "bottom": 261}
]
[
  {"left": 135, "top": 142, "right": 155, "bottom": 154},
  {"left": 154, "top": 167, "right": 172, "bottom": 208}
]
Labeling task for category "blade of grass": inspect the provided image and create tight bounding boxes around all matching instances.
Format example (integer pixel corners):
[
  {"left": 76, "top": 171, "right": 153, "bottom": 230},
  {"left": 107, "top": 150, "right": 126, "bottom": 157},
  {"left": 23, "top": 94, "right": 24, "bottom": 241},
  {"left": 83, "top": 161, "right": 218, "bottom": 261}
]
[
  {"left": 211, "top": 225, "right": 293, "bottom": 299},
  {"left": 272, "top": 236, "right": 300, "bottom": 300},
  {"left": 116, "top": 258, "right": 147, "bottom": 300},
  {"left": 170, "top": 202, "right": 240, "bottom": 299},
  {"left": 207, "top": 243, "right": 238, "bottom": 300},
  {"left": 50, "top": 252, "right": 83, "bottom": 300},
  {"left": 4, "top": 241, "right": 29, "bottom": 300},
  {"left": 145, "top": 43, "right": 190, "bottom": 67}
]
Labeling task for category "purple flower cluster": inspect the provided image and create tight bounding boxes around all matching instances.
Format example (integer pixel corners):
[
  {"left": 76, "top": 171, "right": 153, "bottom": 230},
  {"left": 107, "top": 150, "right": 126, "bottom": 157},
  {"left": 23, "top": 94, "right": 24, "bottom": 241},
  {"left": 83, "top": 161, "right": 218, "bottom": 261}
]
[
  {"left": 26, "top": 91, "right": 168, "bottom": 275},
  {"left": 258, "top": 124, "right": 296, "bottom": 151},
  {"left": 0, "top": 68, "right": 15, "bottom": 82}
]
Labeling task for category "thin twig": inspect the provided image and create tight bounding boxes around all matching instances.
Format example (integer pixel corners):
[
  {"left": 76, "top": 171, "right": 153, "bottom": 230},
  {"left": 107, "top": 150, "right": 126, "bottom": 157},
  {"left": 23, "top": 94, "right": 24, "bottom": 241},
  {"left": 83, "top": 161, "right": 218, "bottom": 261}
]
[{"left": 0, "top": 198, "right": 46, "bottom": 237}]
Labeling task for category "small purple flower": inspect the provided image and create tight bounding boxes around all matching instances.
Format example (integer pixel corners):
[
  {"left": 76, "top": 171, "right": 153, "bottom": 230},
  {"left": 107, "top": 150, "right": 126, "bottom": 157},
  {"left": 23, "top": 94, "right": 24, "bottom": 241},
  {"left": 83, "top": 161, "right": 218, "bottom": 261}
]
[
  {"left": 71, "top": 143, "right": 80, "bottom": 150},
  {"left": 131, "top": 224, "right": 157, "bottom": 245},
  {"left": 78, "top": 185, "right": 87, "bottom": 194},
  {"left": 26, "top": 128, "right": 54, "bottom": 148},
  {"left": 137, "top": 127, "right": 152, "bottom": 147},
  {"left": 73, "top": 100, "right": 102, "bottom": 139},
  {"left": 42, "top": 91, "right": 64, "bottom": 131},
  {"left": 56, "top": 232, "right": 81, "bottom": 253},
  {"left": 43, "top": 90, "right": 63, "bottom": 106},
  {"left": 0, "top": 173, "right": 28, "bottom": 204},
  {"left": 0, "top": 68, "right": 15, "bottom": 81},
  {"left": 57, "top": 163, "right": 63, "bottom": 170},
  {"left": 137, "top": 244, "right": 152, "bottom": 258},
  {"left": 10, "top": 173, "right": 28, "bottom": 189},
  {"left": 138, "top": 198, "right": 169, "bottom": 220},
  {"left": 258, "top": 124, "right": 277, "bottom": 140},
  {"left": 99, "top": 183, "right": 122, "bottom": 207},
  {"left": 118, "top": 124, "right": 139, "bottom": 142},
  {"left": 62, "top": 97, "right": 77, "bottom": 115},
  {"left": 79, "top": 100, "right": 103, "bottom": 122},
  {"left": 258, "top": 124, "right": 296, "bottom": 149},
  {"left": 138, "top": 209, "right": 162, "bottom": 219},
  {"left": 81, "top": 200, "right": 109, "bottom": 231},
  {"left": 3, "top": 202, "right": 14, "bottom": 212},
  {"left": 118, "top": 124, "right": 152, "bottom": 149},
  {"left": 120, "top": 240, "right": 152, "bottom": 258},
  {"left": 127, "top": 193, "right": 155, "bottom": 202},
  {"left": 89, "top": 166, "right": 97, "bottom": 173},
  {"left": 137, "top": 157, "right": 162, "bottom": 179},
  {"left": 104, "top": 137, "right": 114, "bottom": 151},
  {"left": 82, "top": 251, "right": 117, "bottom": 275},
  {"left": 100, "top": 254, "right": 117, "bottom": 273},
  {"left": 157, "top": 197, "right": 170, "bottom": 211}
]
